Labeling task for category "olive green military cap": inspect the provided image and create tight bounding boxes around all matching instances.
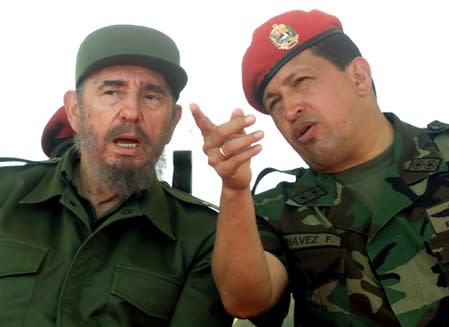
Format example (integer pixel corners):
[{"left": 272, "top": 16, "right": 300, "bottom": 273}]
[{"left": 76, "top": 24, "right": 188, "bottom": 98}]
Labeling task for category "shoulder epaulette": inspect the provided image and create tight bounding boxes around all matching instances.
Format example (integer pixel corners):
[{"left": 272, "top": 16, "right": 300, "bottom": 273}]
[
  {"left": 161, "top": 181, "right": 219, "bottom": 211},
  {"left": 0, "top": 157, "right": 59, "bottom": 166},
  {"left": 426, "top": 120, "right": 449, "bottom": 134},
  {"left": 251, "top": 167, "right": 305, "bottom": 195}
]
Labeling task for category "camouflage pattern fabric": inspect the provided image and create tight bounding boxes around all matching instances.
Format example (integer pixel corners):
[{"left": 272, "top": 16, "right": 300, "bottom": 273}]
[{"left": 253, "top": 113, "right": 449, "bottom": 326}]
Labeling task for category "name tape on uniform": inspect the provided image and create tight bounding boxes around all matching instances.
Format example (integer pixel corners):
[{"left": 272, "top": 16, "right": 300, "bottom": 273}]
[{"left": 283, "top": 233, "right": 341, "bottom": 250}]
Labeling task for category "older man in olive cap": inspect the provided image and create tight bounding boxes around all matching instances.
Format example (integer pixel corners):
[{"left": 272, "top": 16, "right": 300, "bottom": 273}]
[{"left": 0, "top": 24, "right": 233, "bottom": 326}]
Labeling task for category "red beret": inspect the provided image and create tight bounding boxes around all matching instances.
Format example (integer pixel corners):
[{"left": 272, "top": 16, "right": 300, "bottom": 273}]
[
  {"left": 242, "top": 9, "right": 343, "bottom": 113},
  {"left": 41, "top": 106, "right": 75, "bottom": 157}
]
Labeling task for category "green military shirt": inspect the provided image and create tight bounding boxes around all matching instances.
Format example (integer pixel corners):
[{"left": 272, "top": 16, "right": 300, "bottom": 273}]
[
  {"left": 0, "top": 148, "right": 233, "bottom": 327},
  {"left": 253, "top": 113, "right": 449, "bottom": 326}
]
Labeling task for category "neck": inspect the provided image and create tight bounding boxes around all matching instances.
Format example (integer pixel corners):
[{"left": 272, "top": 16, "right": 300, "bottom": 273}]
[
  {"left": 363, "top": 111, "right": 394, "bottom": 161},
  {"left": 316, "top": 109, "right": 395, "bottom": 174},
  {"left": 73, "top": 162, "right": 124, "bottom": 217}
]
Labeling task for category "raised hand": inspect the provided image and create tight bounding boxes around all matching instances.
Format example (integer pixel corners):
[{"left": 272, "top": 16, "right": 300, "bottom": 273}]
[{"left": 190, "top": 103, "right": 264, "bottom": 190}]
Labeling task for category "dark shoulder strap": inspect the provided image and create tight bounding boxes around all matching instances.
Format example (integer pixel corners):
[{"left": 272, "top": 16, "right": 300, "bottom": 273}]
[
  {"left": 172, "top": 150, "right": 192, "bottom": 194},
  {"left": 0, "top": 157, "right": 59, "bottom": 165},
  {"left": 426, "top": 120, "right": 449, "bottom": 135},
  {"left": 251, "top": 167, "right": 305, "bottom": 195},
  {"left": 0, "top": 157, "right": 44, "bottom": 165}
]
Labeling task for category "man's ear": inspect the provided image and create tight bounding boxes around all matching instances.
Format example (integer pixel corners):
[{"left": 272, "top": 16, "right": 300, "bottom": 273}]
[
  {"left": 349, "top": 57, "right": 372, "bottom": 97},
  {"left": 63, "top": 90, "right": 80, "bottom": 132},
  {"left": 165, "top": 104, "right": 182, "bottom": 144}
]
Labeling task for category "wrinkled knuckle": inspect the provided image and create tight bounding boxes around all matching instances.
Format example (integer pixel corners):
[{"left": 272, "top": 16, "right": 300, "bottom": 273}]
[
  {"left": 216, "top": 128, "right": 227, "bottom": 140},
  {"left": 202, "top": 144, "right": 211, "bottom": 155},
  {"left": 208, "top": 155, "right": 220, "bottom": 166}
]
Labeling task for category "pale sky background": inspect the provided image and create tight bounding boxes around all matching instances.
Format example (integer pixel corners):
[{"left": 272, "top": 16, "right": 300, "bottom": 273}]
[{"left": 1, "top": 1, "right": 448, "bottom": 205}]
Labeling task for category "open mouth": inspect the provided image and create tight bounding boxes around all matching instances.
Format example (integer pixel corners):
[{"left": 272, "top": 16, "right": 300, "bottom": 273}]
[
  {"left": 114, "top": 137, "right": 139, "bottom": 149},
  {"left": 299, "top": 125, "right": 312, "bottom": 137},
  {"left": 295, "top": 122, "right": 315, "bottom": 143}
]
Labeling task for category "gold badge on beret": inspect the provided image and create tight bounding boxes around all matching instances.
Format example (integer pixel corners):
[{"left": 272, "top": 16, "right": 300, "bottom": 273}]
[{"left": 269, "top": 24, "right": 299, "bottom": 50}]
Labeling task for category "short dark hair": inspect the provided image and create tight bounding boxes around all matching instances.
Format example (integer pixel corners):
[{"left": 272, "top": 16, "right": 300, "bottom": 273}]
[
  {"left": 310, "top": 32, "right": 376, "bottom": 94},
  {"left": 309, "top": 32, "right": 361, "bottom": 70}
]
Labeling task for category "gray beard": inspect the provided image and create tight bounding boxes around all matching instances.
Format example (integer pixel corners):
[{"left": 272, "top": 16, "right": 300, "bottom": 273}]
[
  {"left": 74, "top": 119, "right": 168, "bottom": 198},
  {"left": 87, "top": 157, "right": 157, "bottom": 198}
]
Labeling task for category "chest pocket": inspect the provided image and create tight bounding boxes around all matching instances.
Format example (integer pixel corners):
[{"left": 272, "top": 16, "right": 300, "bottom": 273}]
[
  {"left": 111, "top": 264, "right": 183, "bottom": 320},
  {"left": 286, "top": 234, "right": 346, "bottom": 290},
  {"left": 0, "top": 239, "right": 47, "bottom": 321},
  {"left": 274, "top": 206, "right": 345, "bottom": 287}
]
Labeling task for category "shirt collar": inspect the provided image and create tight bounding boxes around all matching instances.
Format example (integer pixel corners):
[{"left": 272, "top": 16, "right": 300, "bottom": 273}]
[
  {"left": 288, "top": 112, "right": 448, "bottom": 207},
  {"left": 20, "top": 147, "right": 176, "bottom": 239},
  {"left": 20, "top": 146, "right": 79, "bottom": 204},
  {"left": 138, "top": 181, "right": 176, "bottom": 240}
]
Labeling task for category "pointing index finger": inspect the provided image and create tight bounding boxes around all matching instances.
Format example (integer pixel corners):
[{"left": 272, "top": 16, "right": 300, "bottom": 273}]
[{"left": 189, "top": 103, "right": 216, "bottom": 138}]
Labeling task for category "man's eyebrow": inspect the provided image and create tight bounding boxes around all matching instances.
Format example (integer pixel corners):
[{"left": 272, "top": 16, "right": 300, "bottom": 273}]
[
  {"left": 99, "top": 80, "right": 127, "bottom": 89},
  {"left": 144, "top": 82, "right": 165, "bottom": 94},
  {"left": 97, "top": 80, "right": 167, "bottom": 95},
  {"left": 263, "top": 67, "right": 310, "bottom": 103}
]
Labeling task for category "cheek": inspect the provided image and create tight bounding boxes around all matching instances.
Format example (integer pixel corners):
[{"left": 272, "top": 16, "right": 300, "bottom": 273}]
[
  {"left": 278, "top": 124, "right": 292, "bottom": 140},
  {"left": 145, "top": 112, "right": 174, "bottom": 131},
  {"left": 93, "top": 122, "right": 110, "bottom": 140},
  {"left": 271, "top": 113, "right": 287, "bottom": 129},
  {"left": 88, "top": 109, "right": 114, "bottom": 129},
  {"left": 327, "top": 117, "right": 354, "bottom": 144}
]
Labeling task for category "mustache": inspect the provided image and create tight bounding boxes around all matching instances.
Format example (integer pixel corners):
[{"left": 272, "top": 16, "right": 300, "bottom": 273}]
[{"left": 104, "top": 123, "right": 151, "bottom": 145}]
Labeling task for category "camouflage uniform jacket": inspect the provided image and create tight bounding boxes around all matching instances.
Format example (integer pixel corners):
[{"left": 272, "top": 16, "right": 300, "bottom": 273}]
[{"left": 254, "top": 113, "right": 449, "bottom": 326}]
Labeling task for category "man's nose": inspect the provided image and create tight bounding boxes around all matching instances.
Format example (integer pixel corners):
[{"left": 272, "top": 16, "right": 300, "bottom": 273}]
[
  {"left": 283, "top": 94, "right": 303, "bottom": 121},
  {"left": 119, "top": 95, "right": 141, "bottom": 122}
]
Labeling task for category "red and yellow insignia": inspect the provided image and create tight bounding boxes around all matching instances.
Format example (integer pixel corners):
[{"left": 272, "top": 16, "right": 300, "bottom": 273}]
[{"left": 269, "top": 23, "right": 299, "bottom": 50}]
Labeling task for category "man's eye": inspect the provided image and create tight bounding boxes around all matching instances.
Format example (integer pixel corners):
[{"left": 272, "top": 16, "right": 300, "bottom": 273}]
[
  {"left": 103, "top": 90, "right": 118, "bottom": 96},
  {"left": 294, "top": 76, "right": 309, "bottom": 86},
  {"left": 144, "top": 93, "right": 162, "bottom": 101},
  {"left": 267, "top": 98, "right": 280, "bottom": 113}
]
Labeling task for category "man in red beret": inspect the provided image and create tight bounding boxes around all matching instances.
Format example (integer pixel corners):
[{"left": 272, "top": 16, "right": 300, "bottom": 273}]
[
  {"left": 0, "top": 24, "right": 233, "bottom": 326},
  {"left": 191, "top": 9, "right": 449, "bottom": 326},
  {"left": 41, "top": 105, "right": 74, "bottom": 157}
]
